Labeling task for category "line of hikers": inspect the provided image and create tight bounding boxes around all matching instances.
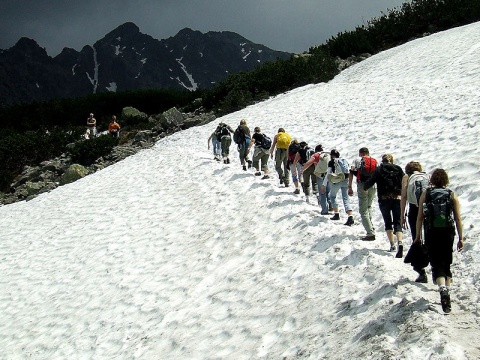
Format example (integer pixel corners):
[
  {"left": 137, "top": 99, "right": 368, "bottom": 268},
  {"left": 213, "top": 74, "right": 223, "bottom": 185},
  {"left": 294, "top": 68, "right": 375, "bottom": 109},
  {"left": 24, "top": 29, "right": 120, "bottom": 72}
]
[{"left": 208, "top": 120, "right": 464, "bottom": 314}]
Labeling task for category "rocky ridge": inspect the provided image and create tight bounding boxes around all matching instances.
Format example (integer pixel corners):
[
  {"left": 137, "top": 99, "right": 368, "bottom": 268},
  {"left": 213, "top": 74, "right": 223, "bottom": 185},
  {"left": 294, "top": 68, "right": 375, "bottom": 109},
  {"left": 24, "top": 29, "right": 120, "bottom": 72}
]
[{"left": 0, "top": 107, "right": 215, "bottom": 206}]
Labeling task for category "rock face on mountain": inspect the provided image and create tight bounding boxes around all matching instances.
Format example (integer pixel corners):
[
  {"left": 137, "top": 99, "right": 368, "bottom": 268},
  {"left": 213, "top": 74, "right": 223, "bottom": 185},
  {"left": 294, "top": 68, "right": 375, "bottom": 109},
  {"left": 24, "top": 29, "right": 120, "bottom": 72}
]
[{"left": 0, "top": 22, "right": 292, "bottom": 105}]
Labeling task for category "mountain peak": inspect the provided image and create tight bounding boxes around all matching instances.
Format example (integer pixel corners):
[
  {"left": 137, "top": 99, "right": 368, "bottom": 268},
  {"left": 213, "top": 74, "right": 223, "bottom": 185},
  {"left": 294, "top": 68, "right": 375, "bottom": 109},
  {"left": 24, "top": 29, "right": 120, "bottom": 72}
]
[{"left": 109, "top": 22, "right": 141, "bottom": 37}]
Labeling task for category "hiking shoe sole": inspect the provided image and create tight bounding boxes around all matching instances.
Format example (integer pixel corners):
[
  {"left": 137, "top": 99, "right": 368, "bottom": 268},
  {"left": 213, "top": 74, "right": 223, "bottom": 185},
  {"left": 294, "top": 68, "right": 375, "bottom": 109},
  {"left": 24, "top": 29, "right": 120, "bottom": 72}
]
[{"left": 361, "top": 235, "right": 376, "bottom": 241}]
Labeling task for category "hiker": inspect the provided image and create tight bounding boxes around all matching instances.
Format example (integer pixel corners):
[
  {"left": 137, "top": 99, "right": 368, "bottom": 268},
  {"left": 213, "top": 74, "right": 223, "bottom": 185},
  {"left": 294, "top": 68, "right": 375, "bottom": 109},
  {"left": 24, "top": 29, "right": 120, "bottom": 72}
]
[
  {"left": 108, "top": 115, "right": 121, "bottom": 138},
  {"left": 288, "top": 139, "right": 303, "bottom": 194},
  {"left": 270, "top": 128, "right": 292, "bottom": 187},
  {"left": 214, "top": 122, "right": 234, "bottom": 164},
  {"left": 207, "top": 130, "right": 222, "bottom": 161},
  {"left": 293, "top": 141, "right": 316, "bottom": 202},
  {"left": 364, "top": 154, "right": 405, "bottom": 257},
  {"left": 401, "top": 161, "right": 430, "bottom": 282},
  {"left": 301, "top": 144, "right": 331, "bottom": 213},
  {"left": 322, "top": 149, "right": 354, "bottom": 225},
  {"left": 233, "top": 119, "right": 252, "bottom": 171},
  {"left": 246, "top": 127, "right": 271, "bottom": 179},
  {"left": 348, "top": 147, "right": 378, "bottom": 240},
  {"left": 86, "top": 113, "right": 97, "bottom": 138},
  {"left": 415, "top": 168, "right": 463, "bottom": 313}
]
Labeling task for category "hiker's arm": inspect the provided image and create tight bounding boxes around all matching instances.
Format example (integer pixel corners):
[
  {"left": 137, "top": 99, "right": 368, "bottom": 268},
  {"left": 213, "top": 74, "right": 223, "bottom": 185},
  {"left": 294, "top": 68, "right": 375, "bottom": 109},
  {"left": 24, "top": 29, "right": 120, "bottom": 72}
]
[
  {"left": 414, "top": 191, "right": 426, "bottom": 243},
  {"left": 400, "top": 174, "right": 409, "bottom": 229},
  {"left": 348, "top": 171, "right": 355, "bottom": 196},
  {"left": 207, "top": 135, "right": 212, "bottom": 149},
  {"left": 269, "top": 135, "right": 277, "bottom": 158},
  {"left": 300, "top": 157, "right": 314, "bottom": 174},
  {"left": 452, "top": 193, "right": 464, "bottom": 251},
  {"left": 246, "top": 139, "right": 255, "bottom": 153}
]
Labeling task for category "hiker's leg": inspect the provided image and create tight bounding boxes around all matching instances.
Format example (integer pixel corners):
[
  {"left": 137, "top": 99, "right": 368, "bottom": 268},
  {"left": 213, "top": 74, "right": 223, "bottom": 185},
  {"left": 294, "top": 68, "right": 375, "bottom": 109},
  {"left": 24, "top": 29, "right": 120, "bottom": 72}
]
[
  {"left": 358, "top": 182, "right": 375, "bottom": 236},
  {"left": 329, "top": 182, "right": 341, "bottom": 210},
  {"left": 392, "top": 199, "right": 403, "bottom": 245},
  {"left": 275, "top": 151, "right": 284, "bottom": 179},
  {"left": 407, "top": 204, "right": 418, "bottom": 240},
  {"left": 340, "top": 180, "right": 352, "bottom": 213},
  {"left": 252, "top": 148, "right": 261, "bottom": 171},
  {"left": 282, "top": 150, "right": 290, "bottom": 185},
  {"left": 317, "top": 176, "right": 328, "bottom": 212},
  {"left": 261, "top": 150, "right": 269, "bottom": 173}
]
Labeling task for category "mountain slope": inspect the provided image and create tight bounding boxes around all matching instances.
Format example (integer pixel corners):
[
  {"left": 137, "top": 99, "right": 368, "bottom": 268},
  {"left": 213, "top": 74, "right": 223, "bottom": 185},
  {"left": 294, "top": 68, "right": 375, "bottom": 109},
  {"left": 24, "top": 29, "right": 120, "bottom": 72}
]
[{"left": 0, "top": 22, "right": 479, "bottom": 359}]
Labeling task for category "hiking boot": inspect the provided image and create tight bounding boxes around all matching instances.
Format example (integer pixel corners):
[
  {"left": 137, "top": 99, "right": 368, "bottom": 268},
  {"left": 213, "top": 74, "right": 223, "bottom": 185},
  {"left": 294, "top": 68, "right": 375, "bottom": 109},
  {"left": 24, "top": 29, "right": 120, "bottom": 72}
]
[
  {"left": 415, "top": 273, "right": 428, "bottom": 283},
  {"left": 255, "top": 171, "right": 262, "bottom": 176},
  {"left": 395, "top": 244, "right": 404, "bottom": 258},
  {"left": 226, "top": 158, "right": 230, "bottom": 164},
  {"left": 284, "top": 182, "right": 290, "bottom": 188},
  {"left": 328, "top": 205, "right": 334, "bottom": 212},
  {"left": 320, "top": 211, "right": 329, "bottom": 215},
  {"left": 330, "top": 213, "right": 340, "bottom": 221},
  {"left": 344, "top": 216, "right": 354, "bottom": 226},
  {"left": 224, "top": 159, "right": 228, "bottom": 164},
  {"left": 361, "top": 235, "right": 376, "bottom": 241},
  {"left": 262, "top": 174, "right": 270, "bottom": 180},
  {"left": 294, "top": 188, "right": 300, "bottom": 194},
  {"left": 280, "top": 178, "right": 284, "bottom": 185},
  {"left": 243, "top": 165, "right": 247, "bottom": 171},
  {"left": 440, "top": 288, "right": 452, "bottom": 313},
  {"left": 389, "top": 245, "right": 397, "bottom": 252},
  {"left": 247, "top": 160, "right": 253, "bottom": 169},
  {"left": 215, "top": 156, "right": 221, "bottom": 161}
]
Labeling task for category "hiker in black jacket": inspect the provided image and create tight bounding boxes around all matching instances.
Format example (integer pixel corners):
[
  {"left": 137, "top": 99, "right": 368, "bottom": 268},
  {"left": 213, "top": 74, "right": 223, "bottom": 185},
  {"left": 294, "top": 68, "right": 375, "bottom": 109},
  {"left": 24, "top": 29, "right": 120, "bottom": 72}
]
[{"left": 364, "top": 154, "right": 405, "bottom": 257}]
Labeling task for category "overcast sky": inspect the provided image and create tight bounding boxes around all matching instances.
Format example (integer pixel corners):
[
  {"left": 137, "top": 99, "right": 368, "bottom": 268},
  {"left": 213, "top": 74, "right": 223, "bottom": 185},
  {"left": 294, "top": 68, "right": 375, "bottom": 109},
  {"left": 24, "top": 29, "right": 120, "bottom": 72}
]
[{"left": 0, "top": 0, "right": 408, "bottom": 56}]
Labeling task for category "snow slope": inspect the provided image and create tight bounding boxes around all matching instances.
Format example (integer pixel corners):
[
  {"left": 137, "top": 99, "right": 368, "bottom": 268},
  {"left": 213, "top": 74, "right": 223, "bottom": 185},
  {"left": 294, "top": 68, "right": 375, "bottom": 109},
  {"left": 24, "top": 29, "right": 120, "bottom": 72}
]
[{"left": 1, "top": 22, "right": 480, "bottom": 359}]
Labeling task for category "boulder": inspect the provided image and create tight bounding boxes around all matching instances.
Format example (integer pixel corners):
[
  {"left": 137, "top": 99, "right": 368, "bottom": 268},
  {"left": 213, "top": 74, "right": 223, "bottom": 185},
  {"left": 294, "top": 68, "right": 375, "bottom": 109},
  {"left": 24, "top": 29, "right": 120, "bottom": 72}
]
[
  {"left": 60, "top": 164, "right": 89, "bottom": 185},
  {"left": 121, "top": 107, "right": 148, "bottom": 125}
]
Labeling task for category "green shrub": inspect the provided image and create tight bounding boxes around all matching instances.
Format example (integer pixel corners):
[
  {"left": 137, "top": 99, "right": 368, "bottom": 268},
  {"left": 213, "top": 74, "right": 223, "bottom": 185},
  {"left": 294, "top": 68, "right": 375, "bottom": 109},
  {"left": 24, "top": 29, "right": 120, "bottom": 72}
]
[{"left": 68, "top": 135, "right": 119, "bottom": 166}]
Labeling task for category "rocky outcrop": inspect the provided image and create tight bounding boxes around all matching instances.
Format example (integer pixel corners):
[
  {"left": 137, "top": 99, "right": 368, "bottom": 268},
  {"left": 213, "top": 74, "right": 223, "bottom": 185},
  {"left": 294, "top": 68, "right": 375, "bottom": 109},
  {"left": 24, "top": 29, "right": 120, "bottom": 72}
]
[{"left": 0, "top": 107, "right": 215, "bottom": 205}]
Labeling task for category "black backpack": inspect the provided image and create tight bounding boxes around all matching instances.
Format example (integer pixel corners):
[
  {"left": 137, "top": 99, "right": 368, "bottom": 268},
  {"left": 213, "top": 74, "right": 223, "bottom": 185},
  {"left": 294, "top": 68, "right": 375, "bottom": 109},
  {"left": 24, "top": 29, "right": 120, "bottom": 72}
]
[
  {"left": 380, "top": 164, "right": 403, "bottom": 195},
  {"left": 260, "top": 134, "right": 272, "bottom": 149},
  {"left": 298, "top": 146, "right": 314, "bottom": 165},
  {"left": 424, "top": 188, "right": 455, "bottom": 232},
  {"left": 233, "top": 126, "right": 246, "bottom": 144}
]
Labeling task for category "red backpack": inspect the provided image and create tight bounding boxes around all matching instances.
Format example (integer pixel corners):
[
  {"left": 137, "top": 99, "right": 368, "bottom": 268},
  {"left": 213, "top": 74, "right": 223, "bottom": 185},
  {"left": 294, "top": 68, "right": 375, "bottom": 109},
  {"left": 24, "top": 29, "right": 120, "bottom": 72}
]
[{"left": 357, "top": 156, "right": 377, "bottom": 182}]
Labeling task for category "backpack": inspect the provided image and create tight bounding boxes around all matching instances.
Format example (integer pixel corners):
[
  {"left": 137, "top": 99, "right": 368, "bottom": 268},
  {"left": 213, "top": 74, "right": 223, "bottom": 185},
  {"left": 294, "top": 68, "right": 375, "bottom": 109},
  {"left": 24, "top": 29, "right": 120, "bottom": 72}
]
[
  {"left": 423, "top": 188, "right": 455, "bottom": 231},
  {"left": 379, "top": 164, "right": 403, "bottom": 195},
  {"left": 314, "top": 152, "right": 330, "bottom": 176},
  {"left": 233, "top": 126, "right": 246, "bottom": 145},
  {"left": 407, "top": 172, "right": 429, "bottom": 206},
  {"left": 260, "top": 134, "right": 272, "bottom": 149},
  {"left": 288, "top": 142, "right": 301, "bottom": 163},
  {"left": 327, "top": 158, "right": 349, "bottom": 184},
  {"left": 298, "top": 146, "right": 314, "bottom": 165},
  {"left": 276, "top": 132, "right": 291, "bottom": 149},
  {"left": 357, "top": 156, "right": 377, "bottom": 182}
]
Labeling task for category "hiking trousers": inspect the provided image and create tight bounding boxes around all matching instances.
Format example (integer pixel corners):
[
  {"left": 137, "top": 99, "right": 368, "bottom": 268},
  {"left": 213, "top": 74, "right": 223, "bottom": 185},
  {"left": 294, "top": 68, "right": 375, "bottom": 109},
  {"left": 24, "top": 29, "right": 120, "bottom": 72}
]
[
  {"left": 379, "top": 198, "right": 402, "bottom": 233},
  {"left": 253, "top": 147, "right": 269, "bottom": 172},
  {"left": 317, "top": 174, "right": 331, "bottom": 212},
  {"left": 302, "top": 165, "right": 316, "bottom": 195},
  {"left": 212, "top": 137, "right": 222, "bottom": 156},
  {"left": 275, "top": 148, "right": 290, "bottom": 184},
  {"left": 357, "top": 182, "right": 376, "bottom": 236},
  {"left": 330, "top": 179, "right": 352, "bottom": 213},
  {"left": 238, "top": 138, "right": 251, "bottom": 165},
  {"left": 221, "top": 135, "right": 232, "bottom": 159}
]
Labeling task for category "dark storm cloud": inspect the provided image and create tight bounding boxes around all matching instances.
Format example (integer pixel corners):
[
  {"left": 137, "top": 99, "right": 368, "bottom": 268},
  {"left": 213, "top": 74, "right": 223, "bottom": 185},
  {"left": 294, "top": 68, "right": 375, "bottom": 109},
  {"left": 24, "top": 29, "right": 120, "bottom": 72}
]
[{"left": 0, "top": 0, "right": 408, "bottom": 56}]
